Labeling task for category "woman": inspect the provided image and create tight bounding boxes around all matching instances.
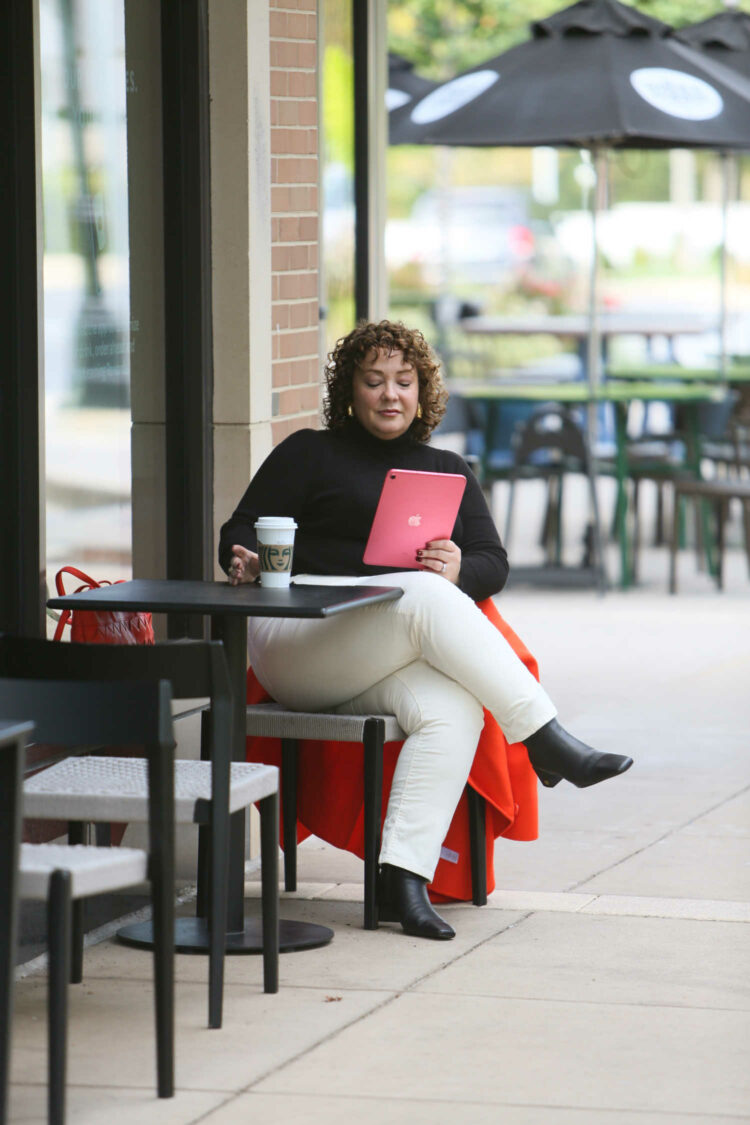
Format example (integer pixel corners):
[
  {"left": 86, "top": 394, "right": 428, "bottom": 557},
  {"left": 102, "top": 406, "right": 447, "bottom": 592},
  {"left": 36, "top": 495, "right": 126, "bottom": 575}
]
[{"left": 220, "top": 320, "right": 632, "bottom": 941}]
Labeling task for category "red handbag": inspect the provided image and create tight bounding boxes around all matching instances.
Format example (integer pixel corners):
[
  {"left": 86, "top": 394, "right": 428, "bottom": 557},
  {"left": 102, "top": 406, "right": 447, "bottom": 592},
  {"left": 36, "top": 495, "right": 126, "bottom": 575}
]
[{"left": 52, "top": 566, "right": 154, "bottom": 645}]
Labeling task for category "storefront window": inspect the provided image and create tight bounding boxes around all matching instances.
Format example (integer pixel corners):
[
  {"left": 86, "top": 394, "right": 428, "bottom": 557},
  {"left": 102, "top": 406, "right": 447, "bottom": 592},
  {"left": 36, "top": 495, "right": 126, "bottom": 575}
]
[
  {"left": 320, "top": 0, "right": 356, "bottom": 354},
  {"left": 40, "top": 0, "right": 132, "bottom": 605}
]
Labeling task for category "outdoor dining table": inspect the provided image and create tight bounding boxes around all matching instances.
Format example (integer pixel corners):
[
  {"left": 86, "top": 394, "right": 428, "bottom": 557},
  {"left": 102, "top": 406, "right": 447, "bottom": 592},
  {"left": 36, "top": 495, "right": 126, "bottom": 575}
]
[
  {"left": 447, "top": 379, "right": 729, "bottom": 589},
  {"left": 47, "top": 579, "right": 404, "bottom": 954},
  {"left": 460, "top": 311, "right": 718, "bottom": 371}
]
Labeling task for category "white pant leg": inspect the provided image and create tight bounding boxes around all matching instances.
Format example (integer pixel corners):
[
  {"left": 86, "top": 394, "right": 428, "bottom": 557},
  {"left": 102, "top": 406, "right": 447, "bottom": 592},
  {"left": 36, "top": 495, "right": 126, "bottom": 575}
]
[
  {"left": 248, "top": 571, "right": 555, "bottom": 744},
  {"left": 335, "top": 660, "right": 485, "bottom": 880}
]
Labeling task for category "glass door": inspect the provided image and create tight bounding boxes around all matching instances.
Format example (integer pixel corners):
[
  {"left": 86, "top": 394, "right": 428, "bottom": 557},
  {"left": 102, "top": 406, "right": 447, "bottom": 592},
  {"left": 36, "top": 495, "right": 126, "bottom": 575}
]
[{"left": 39, "top": 0, "right": 132, "bottom": 603}]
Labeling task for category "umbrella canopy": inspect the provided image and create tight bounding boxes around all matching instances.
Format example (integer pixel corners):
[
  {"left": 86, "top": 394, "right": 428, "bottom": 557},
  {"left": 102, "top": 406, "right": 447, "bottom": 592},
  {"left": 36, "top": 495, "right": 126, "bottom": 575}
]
[
  {"left": 671, "top": 10, "right": 750, "bottom": 376},
  {"left": 387, "top": 52, "right": 438, "bottom": 144},
  {"left": 404, "top": 0, "right": 750, "bottom": 151},
  {"left": 675, "top": 10, "right": 750, "bottom": 77}
]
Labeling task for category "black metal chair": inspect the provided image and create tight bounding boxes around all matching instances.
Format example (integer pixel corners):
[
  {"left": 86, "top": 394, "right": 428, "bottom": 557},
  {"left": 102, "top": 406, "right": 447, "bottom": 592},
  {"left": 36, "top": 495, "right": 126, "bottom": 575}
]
[
  {"left": 0, "top": 636, "right": 279, "bottom": 1030},
  {"left": 0, "top": 678, "right": 175, "bottom": 1124},
  {"left": 246, "top": 704, "right": 489, "bottom": 929},
  {"left": 0, "top": 719, "right": 34, "bottom": 1125},
  {"left": 669, "top": 476, "right": 750, "bottom": 592},
  {"left": 505, "top": 402, "right": 608, "bottom": 590}
]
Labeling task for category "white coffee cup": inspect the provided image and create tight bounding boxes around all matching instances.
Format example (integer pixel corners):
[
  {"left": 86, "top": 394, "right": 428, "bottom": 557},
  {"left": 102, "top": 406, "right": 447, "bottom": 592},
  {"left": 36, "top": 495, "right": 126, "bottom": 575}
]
[{"left": 254, "top": 516, "right": 297, "bottom": 587}]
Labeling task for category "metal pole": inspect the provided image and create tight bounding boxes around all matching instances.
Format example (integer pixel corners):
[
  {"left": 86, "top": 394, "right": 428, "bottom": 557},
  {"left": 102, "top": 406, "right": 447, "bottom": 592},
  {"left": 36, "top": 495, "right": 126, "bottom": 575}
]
[{"left": 719, "top": 150, "right": 731, "bottom": 384}]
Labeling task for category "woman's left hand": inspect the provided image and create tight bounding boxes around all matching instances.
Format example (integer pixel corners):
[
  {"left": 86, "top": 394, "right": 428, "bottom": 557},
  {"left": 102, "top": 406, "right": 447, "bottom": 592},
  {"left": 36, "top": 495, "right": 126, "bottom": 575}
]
[{"left": 417, "top": 539, "right": 461, "bottom": 584}]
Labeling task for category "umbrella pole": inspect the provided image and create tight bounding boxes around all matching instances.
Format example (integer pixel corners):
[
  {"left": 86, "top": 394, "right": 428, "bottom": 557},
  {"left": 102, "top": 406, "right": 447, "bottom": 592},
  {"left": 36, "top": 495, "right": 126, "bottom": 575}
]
[
  {"left": 586, "top": 148, "right": 606, "bottom": 391},
  {"left": 583, "top": 148, "right": 609, "bottom": 590},
  {"left": 719, "top": 151, "right": 731, "bottom": 384}
]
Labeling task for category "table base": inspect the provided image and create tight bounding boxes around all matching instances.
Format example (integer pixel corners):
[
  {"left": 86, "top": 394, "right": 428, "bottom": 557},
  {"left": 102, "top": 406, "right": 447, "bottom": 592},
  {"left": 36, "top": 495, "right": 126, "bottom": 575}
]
[{"left": 117, "top": 915, "right": 334, "bottom": 954}]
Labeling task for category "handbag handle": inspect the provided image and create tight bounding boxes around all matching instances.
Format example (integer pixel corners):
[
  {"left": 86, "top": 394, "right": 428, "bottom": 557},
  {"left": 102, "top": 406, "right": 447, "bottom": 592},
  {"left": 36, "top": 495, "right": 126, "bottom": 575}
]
[
  {"left": 55, "top": 565, "right": 109, "bottom": 597},
  {"left": 52, "top": 566, "right": 112, "bottom": 642}
]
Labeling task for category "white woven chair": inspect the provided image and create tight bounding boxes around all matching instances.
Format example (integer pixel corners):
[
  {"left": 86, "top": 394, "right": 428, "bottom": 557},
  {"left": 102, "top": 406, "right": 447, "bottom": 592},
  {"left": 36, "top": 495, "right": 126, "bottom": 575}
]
[
  {"left": 1, "top": 719, "right": 34, "bottom": 1125},
  {"left": 19, "top": 841, "right": 152, "bottom": 1125},
  {"left": 0, "top": 635, "right": 280, "bottom": 1030},
  {"left": 246, "top": 702, "right": 490, "bottom": 928},
  {"left": 0, "top": 678, "right": 176, "bottom": 1125}
]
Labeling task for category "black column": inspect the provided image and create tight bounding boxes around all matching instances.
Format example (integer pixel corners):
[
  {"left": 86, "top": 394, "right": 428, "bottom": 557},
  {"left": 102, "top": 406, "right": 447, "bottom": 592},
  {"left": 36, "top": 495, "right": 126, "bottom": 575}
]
[
  {"left": 161, "top": 0, "right": 214, "bottom": 635},
  {"left": 353, "top": 0, "right": 370, "bottom": 323},
  {"left": 0, "top": 1, "right": 45, "bottom": 637}
]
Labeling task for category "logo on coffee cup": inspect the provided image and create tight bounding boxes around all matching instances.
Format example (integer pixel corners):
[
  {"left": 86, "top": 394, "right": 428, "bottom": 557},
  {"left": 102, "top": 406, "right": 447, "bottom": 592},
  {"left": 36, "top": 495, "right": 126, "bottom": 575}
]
[
  {"left": 408, "top": 514, "right": 422, "bottom": 527},
  {"left": 259, "top": 544, "right": 293, "bottom": 572}
]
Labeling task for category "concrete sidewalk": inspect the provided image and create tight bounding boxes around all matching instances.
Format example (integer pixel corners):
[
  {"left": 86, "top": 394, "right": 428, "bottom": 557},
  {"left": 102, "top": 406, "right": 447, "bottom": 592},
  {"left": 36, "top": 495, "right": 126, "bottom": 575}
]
[{"left": 8, "top": 565, "right": 750, "bottom": 1124}]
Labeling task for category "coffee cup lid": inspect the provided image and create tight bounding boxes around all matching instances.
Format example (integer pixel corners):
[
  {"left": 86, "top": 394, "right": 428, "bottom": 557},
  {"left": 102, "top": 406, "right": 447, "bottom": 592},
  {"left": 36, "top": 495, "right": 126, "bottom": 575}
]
[{"left": 254, "top": 516, "right": 297, "bottom": 530}]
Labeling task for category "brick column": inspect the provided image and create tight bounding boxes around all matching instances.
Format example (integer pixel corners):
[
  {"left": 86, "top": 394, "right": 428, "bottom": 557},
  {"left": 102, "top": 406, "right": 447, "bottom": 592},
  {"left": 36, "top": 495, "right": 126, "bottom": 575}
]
[{"left": 270, "top": 0, "right": 321, "bottom": 443}]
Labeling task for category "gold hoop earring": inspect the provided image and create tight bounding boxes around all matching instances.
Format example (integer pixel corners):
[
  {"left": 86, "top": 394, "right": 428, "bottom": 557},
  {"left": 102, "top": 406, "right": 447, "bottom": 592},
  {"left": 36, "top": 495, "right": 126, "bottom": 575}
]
[
  {"left": 416, "top": 403, "right": 423, "bottom": 419},
  {"left": 347, "top": 404, "right": 354, "bottom": 417}
]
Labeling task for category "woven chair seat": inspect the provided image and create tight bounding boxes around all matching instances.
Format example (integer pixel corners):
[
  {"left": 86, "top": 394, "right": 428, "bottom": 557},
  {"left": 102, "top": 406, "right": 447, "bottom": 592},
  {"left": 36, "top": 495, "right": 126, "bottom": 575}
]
[
  {"left": 19, "top": 842, "right": 149, "bottom": 900},
  {"left": 24, "top": 757, "right": 278, "bottom": 823},
  {"left": 246, "top": 702, "right": 406, "bottom": 743}
]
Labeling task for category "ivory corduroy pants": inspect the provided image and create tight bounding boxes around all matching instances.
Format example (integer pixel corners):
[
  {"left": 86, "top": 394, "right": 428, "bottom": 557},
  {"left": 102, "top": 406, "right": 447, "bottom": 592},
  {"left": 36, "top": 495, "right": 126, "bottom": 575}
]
[{"left": 247, "top": 571, "right": 556, "bottom": 881}]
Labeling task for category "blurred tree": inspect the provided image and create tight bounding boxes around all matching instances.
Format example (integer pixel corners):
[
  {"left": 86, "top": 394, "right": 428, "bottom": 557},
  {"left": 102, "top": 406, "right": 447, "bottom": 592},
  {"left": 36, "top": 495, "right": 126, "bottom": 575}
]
[{"left": 388, "top": 0, "right": 750, "bottom": 80}]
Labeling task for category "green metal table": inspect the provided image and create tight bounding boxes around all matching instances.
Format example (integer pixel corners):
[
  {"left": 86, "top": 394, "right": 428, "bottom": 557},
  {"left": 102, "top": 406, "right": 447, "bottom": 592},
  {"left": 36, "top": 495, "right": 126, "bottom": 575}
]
[{"left": 448, "top": 380, "right": 729, "bottom": 589}]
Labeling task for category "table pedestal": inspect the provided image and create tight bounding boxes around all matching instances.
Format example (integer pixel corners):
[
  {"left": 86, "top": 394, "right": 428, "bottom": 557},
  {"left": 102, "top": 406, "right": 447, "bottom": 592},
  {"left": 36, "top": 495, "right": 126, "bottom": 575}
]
[{"left": 117, "top": 915, "right": 333, "bottom": 954}]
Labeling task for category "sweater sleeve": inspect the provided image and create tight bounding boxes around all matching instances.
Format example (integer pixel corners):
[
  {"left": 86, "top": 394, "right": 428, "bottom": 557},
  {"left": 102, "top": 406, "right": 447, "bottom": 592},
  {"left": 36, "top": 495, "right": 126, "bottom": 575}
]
[
  {"left": 452, "top": 460, "right": 509, "bottom": 602},
  {"left": 218, "top": 429, "right": 314, "bottom": 574}
]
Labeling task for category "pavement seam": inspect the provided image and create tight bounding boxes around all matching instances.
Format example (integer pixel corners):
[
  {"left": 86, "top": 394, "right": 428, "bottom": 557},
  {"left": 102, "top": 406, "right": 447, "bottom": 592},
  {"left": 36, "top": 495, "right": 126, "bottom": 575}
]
[
  {"left": 229, "top": 910, "right": 531, "bottom": 1095},
  {"left": 567, "top": 779, "right": 750, "bottom": 894},
  {"left": 227, "top": 1089, "right": 750, "bottom": 1118}
]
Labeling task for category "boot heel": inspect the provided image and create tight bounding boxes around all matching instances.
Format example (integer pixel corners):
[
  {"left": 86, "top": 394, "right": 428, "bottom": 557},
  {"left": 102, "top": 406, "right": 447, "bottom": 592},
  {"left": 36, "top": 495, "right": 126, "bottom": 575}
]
[{"left": 534, "top": 766, "right": 562, "bottom": 788}]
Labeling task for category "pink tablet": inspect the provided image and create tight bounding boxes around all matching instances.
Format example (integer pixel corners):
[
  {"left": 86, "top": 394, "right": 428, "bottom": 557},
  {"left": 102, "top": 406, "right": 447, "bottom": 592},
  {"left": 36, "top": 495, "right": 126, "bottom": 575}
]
[{"left": 363, "top": 468, "right": 467, "bottom": 570}]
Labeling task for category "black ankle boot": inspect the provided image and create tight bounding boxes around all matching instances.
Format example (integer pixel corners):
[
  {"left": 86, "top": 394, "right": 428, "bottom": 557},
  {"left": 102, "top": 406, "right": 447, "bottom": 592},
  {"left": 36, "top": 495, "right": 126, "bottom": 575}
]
[
  {"left": 525, "top": 718, "right": 633, "bottom": 789},
  {"left": 378, "top": 864, "right": 455, "bottom": 940}
]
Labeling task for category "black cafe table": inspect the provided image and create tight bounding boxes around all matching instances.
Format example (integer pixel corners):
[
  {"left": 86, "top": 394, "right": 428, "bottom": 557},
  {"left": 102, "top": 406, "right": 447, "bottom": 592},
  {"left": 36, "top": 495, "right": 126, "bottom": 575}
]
[{"left": 47, "top": 579, "right": 403, "bottom": 953}]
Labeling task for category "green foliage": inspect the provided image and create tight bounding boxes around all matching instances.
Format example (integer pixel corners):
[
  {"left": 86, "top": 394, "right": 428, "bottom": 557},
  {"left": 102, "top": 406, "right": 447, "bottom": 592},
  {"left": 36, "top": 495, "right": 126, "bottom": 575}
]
[
  {"left": 388, "top": 0, "right": 750, "bottom": 79},
  {"left": 322, "top": 44, "right": 354, "bottom": 169}
]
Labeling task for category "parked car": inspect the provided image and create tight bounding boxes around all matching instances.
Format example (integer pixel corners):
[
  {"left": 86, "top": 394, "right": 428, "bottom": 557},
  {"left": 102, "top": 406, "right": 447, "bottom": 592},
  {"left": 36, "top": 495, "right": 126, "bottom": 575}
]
[{"left": 386, "top": 186, "right": 535, "bottom": 284}]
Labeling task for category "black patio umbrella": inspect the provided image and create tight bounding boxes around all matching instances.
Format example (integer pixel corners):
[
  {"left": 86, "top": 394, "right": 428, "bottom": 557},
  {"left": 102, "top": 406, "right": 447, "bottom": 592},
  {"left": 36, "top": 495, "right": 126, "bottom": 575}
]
[
  {"left": 387, "top": 52, "right": 438, "bottom": 144},
  {"left": 675, "top": 9, "right": 750, "bottom": 78},
  {"left": 401, "top": 0, "right": 750, "bottom": 388},
  {"left": 673, "top": 10, "right": 750, "bottom": 372},
  {"left": 406, "top": 0, "right": 750, "bottom": 152}
]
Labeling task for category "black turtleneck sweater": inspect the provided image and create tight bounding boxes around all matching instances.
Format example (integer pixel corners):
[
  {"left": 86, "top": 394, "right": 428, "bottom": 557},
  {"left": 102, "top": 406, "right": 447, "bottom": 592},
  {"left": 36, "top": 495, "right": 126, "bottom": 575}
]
[{"left": 218, "top": 419, "right": 509, "bottom": 602}]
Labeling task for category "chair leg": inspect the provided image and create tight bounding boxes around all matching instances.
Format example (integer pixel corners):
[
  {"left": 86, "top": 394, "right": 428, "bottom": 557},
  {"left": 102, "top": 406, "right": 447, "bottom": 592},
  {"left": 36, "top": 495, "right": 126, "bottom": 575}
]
[
  {"left": 716, "top": 500, "right": 727, "bottom": 590},
  {"left": 504, "top": 477, "right": 516, "bottom": 549},
  {"left": 466, "top": 786, "right": 487, "bottom": 907},
  {"left": 0, "top": 741, "right": 23, "bottom": 1125},
  {"left": 669, "top": 491, "right": 680, "bottom": 594},
  {"left": 280, "top": 740, "right": 298, "bottom": 893},
  {"left": 67, "top": 823, "right": 85, "bottom": 985},
  {"left": 258, "top": 792, "right": 279, "bottom": 994},
  {"left": 207, "top": 713, "right": 229, "bottom": 1030},
  {"left": 362, "top": 719, "right": 384, "bottom": 930},
  {"left": 47, "top": 870, "right": 71, "bottom": 1125},
  {"left": 654, "top": 481, "right": 665, "bottom": 545},
  {"left": 631, "top": 478, "right": 641, "bottom": 584},
  {"left": 147, "top": 751, "right": 174, "bottom": 1099},
  {"left": 196, "top": 709, "right": 212, "bottom": 920}
]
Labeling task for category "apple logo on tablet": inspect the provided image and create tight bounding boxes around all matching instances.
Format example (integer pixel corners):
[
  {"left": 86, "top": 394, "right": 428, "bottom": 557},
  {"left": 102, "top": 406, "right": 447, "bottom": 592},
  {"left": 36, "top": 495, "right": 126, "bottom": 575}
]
[{"left": 408, "top": 514, "right": 422, "bottom": 527}]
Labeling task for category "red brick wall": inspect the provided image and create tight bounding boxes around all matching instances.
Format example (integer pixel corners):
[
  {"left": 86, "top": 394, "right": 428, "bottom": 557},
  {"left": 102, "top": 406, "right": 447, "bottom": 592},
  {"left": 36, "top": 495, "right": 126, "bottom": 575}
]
[{"left": 270, "top": 0, "right": 321, "bottom": 444}]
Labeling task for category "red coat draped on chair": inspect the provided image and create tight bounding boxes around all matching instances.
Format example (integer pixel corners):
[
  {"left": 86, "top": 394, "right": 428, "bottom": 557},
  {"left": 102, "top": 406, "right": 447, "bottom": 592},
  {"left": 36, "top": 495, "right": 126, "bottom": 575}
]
[{"left": 246, "top": 597, "right": 540, "bottom": 902}]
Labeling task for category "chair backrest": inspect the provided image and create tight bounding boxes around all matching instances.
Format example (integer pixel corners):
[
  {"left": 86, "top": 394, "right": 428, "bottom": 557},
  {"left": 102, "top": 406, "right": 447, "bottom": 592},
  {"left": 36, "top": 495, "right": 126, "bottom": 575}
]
[
  {"left": 0, "top": 678, "right": 174, "bottom": 751},
  {"left": 696, "top": 391, "right": 739, "bottom": 440},
  {"left": 512, "top": 402, "right": 588, "bottom": 468},
  {"left": 479, "top": 401, "right": 538, "bottom": 470},
  {"left": 0, "top": 636, "right": 230, "bottom": 708},
  {"left": 0, "top": 678, "right": 176, "bottom": 930}
]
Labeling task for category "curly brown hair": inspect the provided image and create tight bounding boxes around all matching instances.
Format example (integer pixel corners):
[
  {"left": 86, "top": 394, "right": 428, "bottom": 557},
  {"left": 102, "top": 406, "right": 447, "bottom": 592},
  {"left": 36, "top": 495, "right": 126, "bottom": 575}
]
[{"left": 323, "top": 320, "right": 447, "bottom": 442}]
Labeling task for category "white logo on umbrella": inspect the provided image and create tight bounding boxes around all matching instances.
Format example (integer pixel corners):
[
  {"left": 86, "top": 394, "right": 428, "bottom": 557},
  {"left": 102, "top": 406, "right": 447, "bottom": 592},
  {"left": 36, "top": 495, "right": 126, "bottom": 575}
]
[
  {"left": 410, "top": 70, "right": 499, "bottom": 125},
  {"left": 386, "top": 88, "right": 411, "bottom": 111},
  {"left": 629, "top": 67, "right": 723, "bottom": 121}
]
